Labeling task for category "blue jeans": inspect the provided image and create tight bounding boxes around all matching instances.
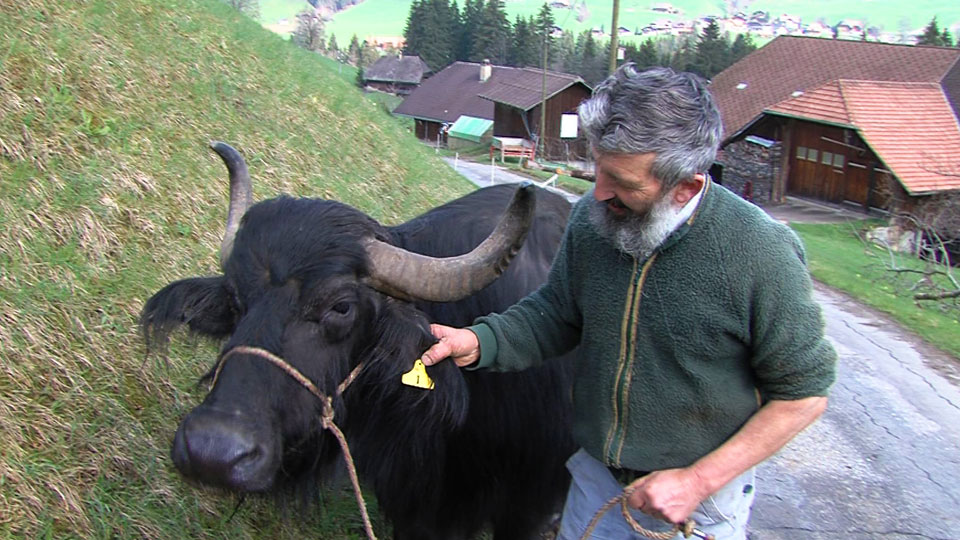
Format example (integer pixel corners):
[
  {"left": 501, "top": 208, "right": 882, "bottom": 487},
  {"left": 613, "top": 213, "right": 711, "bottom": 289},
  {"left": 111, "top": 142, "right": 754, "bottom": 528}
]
[{"left": 557, "top": 449, "right": 756, "bottom": 540}]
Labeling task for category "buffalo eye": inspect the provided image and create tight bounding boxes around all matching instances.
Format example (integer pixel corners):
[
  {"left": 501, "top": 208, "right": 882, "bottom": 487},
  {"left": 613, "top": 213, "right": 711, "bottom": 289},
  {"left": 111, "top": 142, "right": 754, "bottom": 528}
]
[{"left": 330, "top": 301, "right": 352, "bottom": 316}]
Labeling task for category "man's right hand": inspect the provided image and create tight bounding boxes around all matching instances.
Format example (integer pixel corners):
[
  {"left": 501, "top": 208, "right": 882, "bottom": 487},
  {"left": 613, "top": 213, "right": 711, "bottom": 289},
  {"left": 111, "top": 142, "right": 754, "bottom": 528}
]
[{"left": 421, "top": 324, "right": 480, "bottom": 368}]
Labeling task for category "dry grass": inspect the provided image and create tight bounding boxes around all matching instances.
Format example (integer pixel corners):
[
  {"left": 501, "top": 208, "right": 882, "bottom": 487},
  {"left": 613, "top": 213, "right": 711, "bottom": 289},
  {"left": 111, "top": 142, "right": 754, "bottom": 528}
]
[{"left": 0, "top": 0, "right": 469, "bottom": 536}]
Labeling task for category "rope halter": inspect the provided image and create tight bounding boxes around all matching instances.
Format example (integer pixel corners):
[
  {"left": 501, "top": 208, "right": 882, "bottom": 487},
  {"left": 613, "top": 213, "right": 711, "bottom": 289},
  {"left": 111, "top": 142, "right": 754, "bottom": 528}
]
[{"left": 211, "top": 345, "right": 376, "bottom": 540}]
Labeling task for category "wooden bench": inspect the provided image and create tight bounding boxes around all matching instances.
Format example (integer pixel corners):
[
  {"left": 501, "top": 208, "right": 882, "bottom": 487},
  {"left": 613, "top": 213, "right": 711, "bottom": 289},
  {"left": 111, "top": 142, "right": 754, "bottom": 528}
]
[{"left": 489, "top": 137, "right": 536, "bottom": 163}]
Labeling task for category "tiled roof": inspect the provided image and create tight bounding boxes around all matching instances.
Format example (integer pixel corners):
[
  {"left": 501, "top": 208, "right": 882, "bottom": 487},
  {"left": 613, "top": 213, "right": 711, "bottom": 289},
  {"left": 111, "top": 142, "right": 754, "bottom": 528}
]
[
  {"left": 363, "top": 54, "right": 431, "bottom": 84},
  {"left": 393, "top": 62, "right": 498, "bottom": 123},
  {"left": 767, "top": 80, "right": 960, "bottom": 194},
  {"left": 710, "top": 36, "right": 960, "bottom": 141},
  {"left": 477, "top": 67, "right": 588, "bottom": 110}
]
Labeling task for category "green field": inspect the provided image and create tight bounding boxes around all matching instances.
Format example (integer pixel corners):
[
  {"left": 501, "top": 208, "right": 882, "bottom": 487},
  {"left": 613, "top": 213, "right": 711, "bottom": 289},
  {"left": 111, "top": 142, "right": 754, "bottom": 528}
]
[
  {"left": 263, "top": 0, "right": 960, "bottom": 44},
  {"left": 0, "top": 0, "right": 469, "bottom": 537}
]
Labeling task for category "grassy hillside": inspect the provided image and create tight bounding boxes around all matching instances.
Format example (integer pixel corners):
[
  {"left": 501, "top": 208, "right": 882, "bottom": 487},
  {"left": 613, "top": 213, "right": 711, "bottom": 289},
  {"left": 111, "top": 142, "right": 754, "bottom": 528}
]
[{"left": 0, "top": 0, "right": 471, "bottom": 537}]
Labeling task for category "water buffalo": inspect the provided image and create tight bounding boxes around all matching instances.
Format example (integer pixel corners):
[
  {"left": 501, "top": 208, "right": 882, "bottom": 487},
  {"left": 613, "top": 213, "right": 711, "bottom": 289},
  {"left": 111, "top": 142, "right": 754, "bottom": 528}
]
[{"left": 141, "top": 143, "right": 576, "bottom": 539}]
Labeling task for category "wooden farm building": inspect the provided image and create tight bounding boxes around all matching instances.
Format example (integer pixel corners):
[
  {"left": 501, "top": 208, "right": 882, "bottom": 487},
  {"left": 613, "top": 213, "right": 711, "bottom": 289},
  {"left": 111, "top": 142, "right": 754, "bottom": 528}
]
[{"left": 709, "top": 36, "right": 960, "bottom": 211}]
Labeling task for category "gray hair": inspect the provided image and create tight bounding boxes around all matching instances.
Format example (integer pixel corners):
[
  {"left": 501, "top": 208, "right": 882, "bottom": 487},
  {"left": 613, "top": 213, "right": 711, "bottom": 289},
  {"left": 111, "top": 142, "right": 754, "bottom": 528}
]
[{"left": 579, "top": 64, "right": 723, "bottom": 190}]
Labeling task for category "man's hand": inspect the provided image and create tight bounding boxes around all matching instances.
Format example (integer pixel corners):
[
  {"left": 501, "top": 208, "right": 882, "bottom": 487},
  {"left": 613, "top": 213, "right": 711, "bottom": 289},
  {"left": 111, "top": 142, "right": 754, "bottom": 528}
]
[
  {"left": 421, "top": 324, "right": 481, "bottom": 368},
  {"left": 625, "top": 468, "right": 710, "bottom": 525}
]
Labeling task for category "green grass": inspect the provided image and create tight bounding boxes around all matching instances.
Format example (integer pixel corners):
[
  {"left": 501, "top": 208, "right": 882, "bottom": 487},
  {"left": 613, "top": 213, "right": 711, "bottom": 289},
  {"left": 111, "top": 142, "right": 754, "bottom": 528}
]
[
  {"left": 791, "top": 222, "right": 960, "bottom": 359},
  {"left": 316, "top": 0, "right": 960, "bottom": 45},
  {"left": 0, "top": 0, "right": 471, "bottom": 537},
  {"left": 259, "top": 0, "right": 309, "bottom": 23}
]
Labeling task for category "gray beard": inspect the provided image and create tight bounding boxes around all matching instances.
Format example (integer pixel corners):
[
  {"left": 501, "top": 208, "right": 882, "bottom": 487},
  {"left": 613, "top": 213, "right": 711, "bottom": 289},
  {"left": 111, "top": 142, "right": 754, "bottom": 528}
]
[{"left": 588, "top": 193, "right": 684, "bottom": 259}]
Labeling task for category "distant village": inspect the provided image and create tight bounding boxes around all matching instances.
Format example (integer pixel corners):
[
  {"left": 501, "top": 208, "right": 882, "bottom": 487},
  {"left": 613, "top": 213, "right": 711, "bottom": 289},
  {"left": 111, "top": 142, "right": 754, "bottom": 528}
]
[{"left": 546, "top": 1, "right": 921, "bottom": 44}]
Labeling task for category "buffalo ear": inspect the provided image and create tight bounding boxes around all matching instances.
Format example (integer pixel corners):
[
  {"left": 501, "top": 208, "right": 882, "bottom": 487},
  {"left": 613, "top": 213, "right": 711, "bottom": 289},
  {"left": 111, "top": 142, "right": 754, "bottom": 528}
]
[{"left": 140, "top": 276, "right": 237, "bottom": 351}]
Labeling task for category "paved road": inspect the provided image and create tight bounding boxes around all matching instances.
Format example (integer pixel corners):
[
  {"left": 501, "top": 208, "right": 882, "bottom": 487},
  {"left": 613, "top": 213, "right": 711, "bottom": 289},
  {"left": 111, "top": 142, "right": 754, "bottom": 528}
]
[{"left": 443, "top": 159, "right": 960, "bottom": 539}]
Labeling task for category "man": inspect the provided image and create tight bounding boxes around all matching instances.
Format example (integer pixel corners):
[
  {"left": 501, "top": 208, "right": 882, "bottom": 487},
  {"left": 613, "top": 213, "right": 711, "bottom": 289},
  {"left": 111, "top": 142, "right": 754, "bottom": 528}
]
[{"left": 421, "top": 64, "right": 836, "bottom": 540}]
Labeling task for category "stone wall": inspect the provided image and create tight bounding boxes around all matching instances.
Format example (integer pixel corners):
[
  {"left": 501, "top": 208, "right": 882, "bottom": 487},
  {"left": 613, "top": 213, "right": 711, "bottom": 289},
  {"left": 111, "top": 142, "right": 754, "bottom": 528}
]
[{"left": 717, "top": 139, "right": 782, "bottom": 204}]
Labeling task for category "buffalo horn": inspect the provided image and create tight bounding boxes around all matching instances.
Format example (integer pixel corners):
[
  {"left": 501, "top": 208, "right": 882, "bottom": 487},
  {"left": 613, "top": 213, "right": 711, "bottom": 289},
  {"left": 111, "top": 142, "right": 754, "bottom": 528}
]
[
  {"left": 364, "top": 183, "right": 536, "bottom": 302},
  {"left": 210, "top": 141, "right": 253, "bottom": 269}
]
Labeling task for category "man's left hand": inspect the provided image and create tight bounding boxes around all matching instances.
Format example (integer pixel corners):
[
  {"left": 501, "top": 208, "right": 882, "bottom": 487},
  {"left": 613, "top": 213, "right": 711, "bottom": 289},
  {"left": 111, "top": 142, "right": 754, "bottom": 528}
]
[{"left": 625, "top": 467, "right": 710, "bottom": 524}]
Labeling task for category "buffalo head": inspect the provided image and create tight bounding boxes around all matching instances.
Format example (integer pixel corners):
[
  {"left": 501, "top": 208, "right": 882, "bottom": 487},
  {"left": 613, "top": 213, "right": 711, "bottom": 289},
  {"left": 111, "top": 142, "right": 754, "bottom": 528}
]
[{"left": 141, "top": 142, "right": 536, "bottom": 494}]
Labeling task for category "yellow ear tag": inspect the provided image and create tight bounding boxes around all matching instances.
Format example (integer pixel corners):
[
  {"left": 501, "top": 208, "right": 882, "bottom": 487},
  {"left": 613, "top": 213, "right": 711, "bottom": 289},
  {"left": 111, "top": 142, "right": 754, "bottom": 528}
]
[{"left": 401, "top": 359, "right": 435, "bottom": 390}]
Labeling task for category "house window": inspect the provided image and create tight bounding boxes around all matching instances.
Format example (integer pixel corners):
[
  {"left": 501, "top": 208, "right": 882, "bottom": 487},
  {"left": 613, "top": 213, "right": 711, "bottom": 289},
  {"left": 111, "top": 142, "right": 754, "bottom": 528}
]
[
  {"left": 807, "top": 149, "right": 818, "bottom": 162},
  {"left": 821, "top": 151, "right": 833, "bottom": 165},
  {"left": 796, "top": 146, "right": 807, "bottom": 160},
  {"left": 833, "top": 153, "right": 844, "bottom": 168},
  {"left": 560, "top": 114, "right": 579, "bottom": 139}
]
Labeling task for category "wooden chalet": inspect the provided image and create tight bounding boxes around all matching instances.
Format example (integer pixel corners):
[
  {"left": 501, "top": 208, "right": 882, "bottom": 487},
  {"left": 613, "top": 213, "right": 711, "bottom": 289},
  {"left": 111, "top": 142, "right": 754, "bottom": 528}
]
[
  {"left": 709, "top": 36, "right": 960, "bottom": 210},
  {"left": 361, "top": 54, "right": 432, "bottom": 96},
  {"left": 477, "top": 66, "right": 592, "bottom": 161},
  {"left": 394, "top": 61, "right": 591, "bottom": 160}
]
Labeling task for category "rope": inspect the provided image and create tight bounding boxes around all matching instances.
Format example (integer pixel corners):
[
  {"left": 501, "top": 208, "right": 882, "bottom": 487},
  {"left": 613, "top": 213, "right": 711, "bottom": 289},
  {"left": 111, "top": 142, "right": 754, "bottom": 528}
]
[
  {"left": 579, "top": 483, "right": 707, "bottom": 540},
  {"left": 214, "top": 346, "right": 377, "bottom": 540}
]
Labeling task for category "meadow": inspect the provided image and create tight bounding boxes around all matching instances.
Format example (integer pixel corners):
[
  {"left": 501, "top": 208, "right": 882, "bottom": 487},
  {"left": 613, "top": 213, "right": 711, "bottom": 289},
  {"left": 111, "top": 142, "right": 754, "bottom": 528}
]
[
  {"left": 260, "top": 0, "right": 960, "bottom": 44},
  {"left": 0, "top": 0, "right": 468, "bottom": 536}
]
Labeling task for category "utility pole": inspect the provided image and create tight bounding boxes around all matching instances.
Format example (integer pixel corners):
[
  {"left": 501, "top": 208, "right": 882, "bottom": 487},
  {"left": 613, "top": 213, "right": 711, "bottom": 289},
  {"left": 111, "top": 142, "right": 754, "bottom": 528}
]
[
  {"left": 539, "top": 22, "right": 548, "bottom": 161},
  {"left": 608, "top": 0, "right": 620, "bottom": 75}
]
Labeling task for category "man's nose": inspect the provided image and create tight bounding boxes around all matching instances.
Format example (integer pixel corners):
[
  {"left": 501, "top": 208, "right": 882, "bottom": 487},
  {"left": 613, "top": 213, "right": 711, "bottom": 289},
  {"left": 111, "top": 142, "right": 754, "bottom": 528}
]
[{"left": 593, "top": 173, "right": 614, "bottom": 201}]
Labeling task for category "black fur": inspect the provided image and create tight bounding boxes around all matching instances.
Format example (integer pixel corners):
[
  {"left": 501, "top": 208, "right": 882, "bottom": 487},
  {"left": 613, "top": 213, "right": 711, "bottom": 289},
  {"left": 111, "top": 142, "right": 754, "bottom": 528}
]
[{"left": 141, "top": 185, "right": 576, "bottom": 540}]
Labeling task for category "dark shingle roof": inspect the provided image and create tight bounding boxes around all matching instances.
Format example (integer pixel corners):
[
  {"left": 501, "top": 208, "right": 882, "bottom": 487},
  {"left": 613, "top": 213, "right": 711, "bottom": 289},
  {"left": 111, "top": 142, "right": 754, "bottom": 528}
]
[
  {"left": 394, "top": 62, "right": 498, "bottom": 122},
  {"left": 363, "top": 54, "right": 431, "bottom": 84},
  {"left": 710, "top": 36, "right": 960, "bottom": 142},
  {"left": 477, "top": 67, "right": 588, "bottom": 110},
  {"left": 394, "top": 62, "right": 589, "bottom": 123}
]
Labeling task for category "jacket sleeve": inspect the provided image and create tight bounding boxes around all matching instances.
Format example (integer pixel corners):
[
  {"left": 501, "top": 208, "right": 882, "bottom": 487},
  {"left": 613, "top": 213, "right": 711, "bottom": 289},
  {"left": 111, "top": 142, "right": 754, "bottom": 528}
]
[
  {"left": 749, "top": 226, "right": 837, "bottom": 401},
  {"left": 468, "top": 213, "right": 584, "bottom": 372}
]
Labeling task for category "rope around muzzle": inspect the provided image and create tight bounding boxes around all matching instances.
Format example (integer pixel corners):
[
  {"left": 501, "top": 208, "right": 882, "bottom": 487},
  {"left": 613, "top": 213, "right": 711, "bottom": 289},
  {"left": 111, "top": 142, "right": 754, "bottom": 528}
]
[
  {"left": 213, "top": 346, "right": 376, "bottom": 540},
  {"left": 579, "top": 482, "right": 710, "bottom": 540}
]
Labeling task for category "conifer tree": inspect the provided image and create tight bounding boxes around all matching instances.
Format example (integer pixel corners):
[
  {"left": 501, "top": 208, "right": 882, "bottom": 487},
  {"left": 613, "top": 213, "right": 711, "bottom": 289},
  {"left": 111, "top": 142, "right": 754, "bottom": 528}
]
[
  {"left": 471, "top": 0, "right": 510, "bottom": 64},
  {"left": 328, "top": 33, "right": 340, "bottom": 57},
  {"left": 347, "top": 34, "right": 361, "bottom": 64},
  {"left": 689, "top": 20, "right": 728, "bottom": 78},
  {"left": 458, "top": 0, "right": 484, "bottom": 61},
  {"left": 509, "top": 16, "right": 539, "bottom": 67},
  {"left": 729, "top": 32, "right": 756, "bottom": 63},
  {"left": 918, "top": 16, "right": 951, "bottom": 46}
]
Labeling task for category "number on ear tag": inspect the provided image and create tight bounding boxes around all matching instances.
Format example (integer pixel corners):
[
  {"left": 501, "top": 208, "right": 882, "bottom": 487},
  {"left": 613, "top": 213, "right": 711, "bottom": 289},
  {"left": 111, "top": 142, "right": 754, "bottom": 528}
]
[{"left": 401, "top": 359, "right": 435, "bottom": 390}]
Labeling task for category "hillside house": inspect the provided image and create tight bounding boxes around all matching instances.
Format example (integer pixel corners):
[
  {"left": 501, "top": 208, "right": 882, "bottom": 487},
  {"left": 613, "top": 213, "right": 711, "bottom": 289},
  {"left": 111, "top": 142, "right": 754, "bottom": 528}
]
[
  {"left": 394, "top": 60, "right": 591, "bottom": 161},
  {"left": 709, "top": 36, "right": 960, "bottom": 216},
  {"left": 362, "top": 54, "right": 431, "bottom": 96}
]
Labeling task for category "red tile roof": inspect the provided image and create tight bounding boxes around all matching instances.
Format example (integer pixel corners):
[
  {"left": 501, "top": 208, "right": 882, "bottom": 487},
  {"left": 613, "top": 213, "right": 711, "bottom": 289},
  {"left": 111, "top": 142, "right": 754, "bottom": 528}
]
[
  {"left": 710, "top": 36, "right": 960, "bottom": 141},
  {"left": 767, "top": 80, "right": 960, "bottom": 194}
]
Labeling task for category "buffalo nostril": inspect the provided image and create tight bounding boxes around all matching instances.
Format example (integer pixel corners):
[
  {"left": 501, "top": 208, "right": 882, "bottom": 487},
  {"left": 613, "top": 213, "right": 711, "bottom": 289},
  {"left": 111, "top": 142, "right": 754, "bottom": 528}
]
[{"left": 172, "top": 411, "right": 278, "bottom": 492}]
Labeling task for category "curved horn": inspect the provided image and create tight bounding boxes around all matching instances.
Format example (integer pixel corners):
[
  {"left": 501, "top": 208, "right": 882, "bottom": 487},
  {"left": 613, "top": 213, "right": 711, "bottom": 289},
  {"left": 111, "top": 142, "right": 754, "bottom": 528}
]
[
  {"left": 210, "top": 141, "right": 252, "bottom": 269},
  {"left": 364, "top": 183, "right": 537, "bottom": 302}
]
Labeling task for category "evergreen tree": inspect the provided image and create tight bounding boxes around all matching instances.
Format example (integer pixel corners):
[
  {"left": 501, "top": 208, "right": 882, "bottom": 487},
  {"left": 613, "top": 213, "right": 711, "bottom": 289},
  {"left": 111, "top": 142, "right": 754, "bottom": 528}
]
[
  {"left": 404, "top": 0, "right": 458, "bottom": 70},
  {"left": 224, "top": 0, "right": 260, "bottom": 20},
  {"left": 551, "top": 30, "right": 576, "bottom": 73},
  {"left": 458, "top": 0, "right": 484, "bottom": 61},
  {"left": 627, "top": 38, "right": 659, "bottom": 69},
  {"left": 471, "top": 0, "right": 510, "bottom": 64},
  {"left": 347, "top": 34, "right": 361, "bottom": 64},
  {"left": 533, "top": 3, "right": 555, "bottom": 69},
  {"left": 356, "top": 41, "right": 379, "bottom": 88},
  {"left": 328, "top": 33, "right": 340, "bottom": 57},
  {"left": 509, "top": 16, "right": 539, "bottom": 67},
  {"left": 918, "top": 16, "right": 951, "bottom": 46},
  {"left": 689, "top": 20, "right": 728, "bottom": 79},
  {"left": 729, "top": 32, "right": 756, "bottom": 63}
]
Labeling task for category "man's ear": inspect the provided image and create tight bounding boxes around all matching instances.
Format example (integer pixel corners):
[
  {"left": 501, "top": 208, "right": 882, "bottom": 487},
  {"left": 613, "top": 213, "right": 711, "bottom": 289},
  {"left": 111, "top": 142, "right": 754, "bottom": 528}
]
[{"left": 671, "top": 174, "right": 705, "bottom": 205}]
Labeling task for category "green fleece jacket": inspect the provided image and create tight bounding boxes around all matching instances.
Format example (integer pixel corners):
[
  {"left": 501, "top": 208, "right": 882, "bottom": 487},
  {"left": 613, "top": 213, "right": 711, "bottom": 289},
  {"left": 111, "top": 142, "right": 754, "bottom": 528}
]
[{"left": 470, "top": 181, "right": 836, "bottom": 471}]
